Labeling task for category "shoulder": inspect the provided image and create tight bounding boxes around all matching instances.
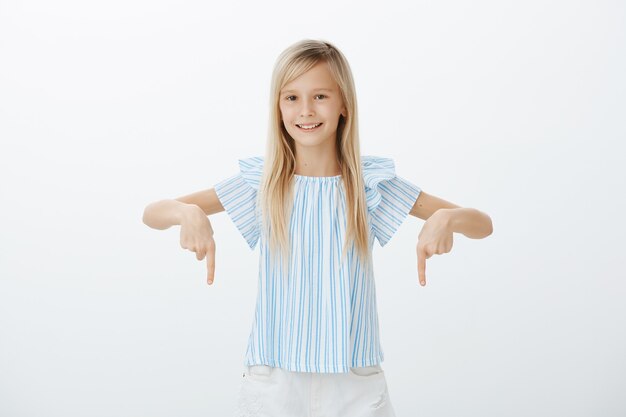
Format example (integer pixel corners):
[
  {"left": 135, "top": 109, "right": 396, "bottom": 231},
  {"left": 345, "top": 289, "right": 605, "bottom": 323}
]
[
  {"left": 360, "top": 155, "right": 398, "bottom": 215},
  {"left": 238, "top": 155, "right": 264, "bottom": 174},
  {"left": 360, "top": 155, "right": 396, "bottom": 190},
  {"left": 360, "top": 155, "right": 422, "bottom": 217},
  {"left": 361, "top": 155, "right": 395, "bottom": 170},
  {"left": 237, "top": 155, "right": 264, "bottom": 190}
]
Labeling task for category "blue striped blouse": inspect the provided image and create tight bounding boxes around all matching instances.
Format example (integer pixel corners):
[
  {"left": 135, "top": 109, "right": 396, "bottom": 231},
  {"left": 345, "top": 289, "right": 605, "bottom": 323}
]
[{"left": 214, "top": 155, "right": 422, "bottom": 373}]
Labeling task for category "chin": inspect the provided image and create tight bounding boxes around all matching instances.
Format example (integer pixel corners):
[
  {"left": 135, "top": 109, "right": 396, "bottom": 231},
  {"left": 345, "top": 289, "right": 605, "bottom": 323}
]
[{"left": 292, "top": 138, "right": 326, "bottom": 148}]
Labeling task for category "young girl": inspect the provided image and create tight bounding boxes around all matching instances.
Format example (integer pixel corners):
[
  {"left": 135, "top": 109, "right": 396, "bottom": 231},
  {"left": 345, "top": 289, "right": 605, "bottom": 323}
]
[{"left": 143, "top": 39, "right": 493, "bottom": 417}]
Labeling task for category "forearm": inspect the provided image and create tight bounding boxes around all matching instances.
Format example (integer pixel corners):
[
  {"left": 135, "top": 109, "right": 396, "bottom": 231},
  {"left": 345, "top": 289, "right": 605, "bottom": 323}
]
[
  {"left": 142, "top": 199, "right": 199, "bottom": 230},
  {"left": 438, "top": 207, "right": 493, "bottom": 239}
]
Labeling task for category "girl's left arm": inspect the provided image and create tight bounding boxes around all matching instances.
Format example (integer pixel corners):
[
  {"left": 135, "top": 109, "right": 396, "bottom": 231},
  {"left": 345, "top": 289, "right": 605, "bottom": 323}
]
[
  {"left": 409, "top": 191, "right": 493, "bottom": 286},
  {"left": 409, "top": 191, "right": 493, "bottom": 239}
]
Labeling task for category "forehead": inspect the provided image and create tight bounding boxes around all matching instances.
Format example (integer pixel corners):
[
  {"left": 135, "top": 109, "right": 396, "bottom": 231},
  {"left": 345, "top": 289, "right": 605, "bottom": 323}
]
[{"left": 280, "top": 61, "right": 338, "bottom": 93}]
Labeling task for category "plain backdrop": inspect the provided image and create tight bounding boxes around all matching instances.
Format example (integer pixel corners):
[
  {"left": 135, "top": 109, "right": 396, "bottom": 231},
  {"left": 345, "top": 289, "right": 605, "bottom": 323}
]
[{"left": 1, "top": 0, "right": 625, "bottom": 416}]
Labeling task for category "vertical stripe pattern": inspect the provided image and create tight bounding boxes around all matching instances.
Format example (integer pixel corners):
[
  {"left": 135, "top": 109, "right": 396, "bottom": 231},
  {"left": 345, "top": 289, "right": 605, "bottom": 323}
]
[{"left": 213, "top": 155, "right": 422, "bottom": 373}]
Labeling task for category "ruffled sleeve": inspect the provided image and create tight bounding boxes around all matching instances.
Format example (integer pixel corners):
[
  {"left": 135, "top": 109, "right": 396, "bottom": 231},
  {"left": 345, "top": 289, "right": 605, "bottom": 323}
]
[
  {"left": 362, "top": 155, "right": 422, "bottom": 247},
  {"left": 213, "top": 156, "right": 264, "bottom": 250}
]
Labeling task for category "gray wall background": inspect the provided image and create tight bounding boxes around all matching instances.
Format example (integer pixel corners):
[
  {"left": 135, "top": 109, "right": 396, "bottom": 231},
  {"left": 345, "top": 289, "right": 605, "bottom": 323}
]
[{"left": 1, "top": 0, "right": 624, "bottom": 416}]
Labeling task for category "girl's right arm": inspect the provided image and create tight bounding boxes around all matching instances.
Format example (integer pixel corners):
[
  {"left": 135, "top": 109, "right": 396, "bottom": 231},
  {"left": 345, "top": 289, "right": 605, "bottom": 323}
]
[
  {"left": 142, "top": 188, "right": 225, "bottom": 229},
  {"left": 142, "top": 188, "right": 225, "bottom": 285}
]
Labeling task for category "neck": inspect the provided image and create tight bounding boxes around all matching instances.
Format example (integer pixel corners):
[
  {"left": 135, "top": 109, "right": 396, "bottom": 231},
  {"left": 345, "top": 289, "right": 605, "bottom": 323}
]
[{"left": 293, "top": 143, "right": 341, "bottom": 177}]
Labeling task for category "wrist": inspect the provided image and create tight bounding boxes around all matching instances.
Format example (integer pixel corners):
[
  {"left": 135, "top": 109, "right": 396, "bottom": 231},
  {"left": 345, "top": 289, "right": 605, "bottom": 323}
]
[
  {"left": 177, "top": 201, "right": 201, "bottom": 224},
  {"left": 435, "top": 208, "right": 454, "bottom": 231}
]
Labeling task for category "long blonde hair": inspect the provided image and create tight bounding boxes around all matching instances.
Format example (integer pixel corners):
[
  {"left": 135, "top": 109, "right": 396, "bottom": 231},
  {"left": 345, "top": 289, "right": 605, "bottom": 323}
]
[{"left": 259, "top": 39, "right": 371, "bottom": 271}]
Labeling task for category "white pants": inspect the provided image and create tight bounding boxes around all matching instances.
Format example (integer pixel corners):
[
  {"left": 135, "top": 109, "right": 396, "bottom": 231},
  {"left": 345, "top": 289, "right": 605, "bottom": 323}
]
[{"left": 233, "top": 363, "right": 397, "bottom": 417}]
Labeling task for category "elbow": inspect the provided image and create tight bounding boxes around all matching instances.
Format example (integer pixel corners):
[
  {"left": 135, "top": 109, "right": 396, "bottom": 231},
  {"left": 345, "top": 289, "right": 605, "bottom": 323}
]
[
  {"left": 473, "top": 210, "right": 493, "bottom": 239},
  {"left": 142, "top": 203, "right": 157, "bottom": 228},
  {"left": 142, "top": 205, "right": 151, "bottom": 227},
  {"left": 484, "top": 216, "right": 493, "bottom": 237}
]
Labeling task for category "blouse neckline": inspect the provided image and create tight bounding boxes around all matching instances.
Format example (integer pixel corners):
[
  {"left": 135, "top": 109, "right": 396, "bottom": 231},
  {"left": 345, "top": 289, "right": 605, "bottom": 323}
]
[{"left": 293, "top": 174, "right": 342, "bottom": 181}]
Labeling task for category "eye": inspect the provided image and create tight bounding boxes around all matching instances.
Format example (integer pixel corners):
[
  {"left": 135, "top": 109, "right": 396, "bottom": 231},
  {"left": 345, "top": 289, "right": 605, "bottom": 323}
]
[{"left": 284, "top": 94, "right": 327, "bottom": 101}]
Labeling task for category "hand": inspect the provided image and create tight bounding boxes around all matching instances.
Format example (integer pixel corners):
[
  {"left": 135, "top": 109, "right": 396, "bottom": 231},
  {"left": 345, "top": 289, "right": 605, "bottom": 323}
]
[
  {"left": 417, "top": 210, "right": 454, "bottom": 286},
  {"left": 180, "top": 205, "right": 216, "bottom": 285}
]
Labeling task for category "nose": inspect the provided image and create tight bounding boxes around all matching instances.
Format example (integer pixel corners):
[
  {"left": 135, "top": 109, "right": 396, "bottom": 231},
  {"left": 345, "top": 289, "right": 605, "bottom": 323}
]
[{"left": 299, "top": 98, "right": 315, "bottom": 117}]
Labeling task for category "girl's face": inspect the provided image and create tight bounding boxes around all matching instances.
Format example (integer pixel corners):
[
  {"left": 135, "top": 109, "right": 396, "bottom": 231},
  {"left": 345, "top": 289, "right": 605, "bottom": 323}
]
[{"left": 279, "top": 61, "right": 347, "bottom": 149}]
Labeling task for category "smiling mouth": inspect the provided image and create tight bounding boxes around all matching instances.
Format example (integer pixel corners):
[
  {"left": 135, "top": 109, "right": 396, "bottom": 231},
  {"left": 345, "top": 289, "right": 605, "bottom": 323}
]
[{"left": 296, "top": 122, "right": 323, "bottom": 130}]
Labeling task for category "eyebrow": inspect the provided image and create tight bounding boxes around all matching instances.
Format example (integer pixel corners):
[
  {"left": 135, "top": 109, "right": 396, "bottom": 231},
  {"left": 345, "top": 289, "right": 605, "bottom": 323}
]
[{"left": 280, "top": 88, "right": 334, "bottom": 94}]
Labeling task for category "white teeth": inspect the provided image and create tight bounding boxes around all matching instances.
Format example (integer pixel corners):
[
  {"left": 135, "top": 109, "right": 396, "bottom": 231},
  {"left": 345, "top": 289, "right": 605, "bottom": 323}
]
[{"left": 297, "top": 123, "right": 321, "bottom": 129}]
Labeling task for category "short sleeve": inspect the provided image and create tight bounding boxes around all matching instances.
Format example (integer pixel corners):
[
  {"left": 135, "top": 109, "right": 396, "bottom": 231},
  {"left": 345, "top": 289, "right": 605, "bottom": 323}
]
[
  {"left": 213, "top": 156, "right": 264, "bottom": 250},
  {"left": 362, "top": 155, "right": 422, "bottom": 247}
]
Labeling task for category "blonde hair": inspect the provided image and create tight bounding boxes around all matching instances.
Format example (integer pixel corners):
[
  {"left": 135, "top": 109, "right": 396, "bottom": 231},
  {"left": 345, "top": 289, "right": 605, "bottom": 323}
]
[{"left": 259, "top": 39, "right": 371, "bottom": 271}]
